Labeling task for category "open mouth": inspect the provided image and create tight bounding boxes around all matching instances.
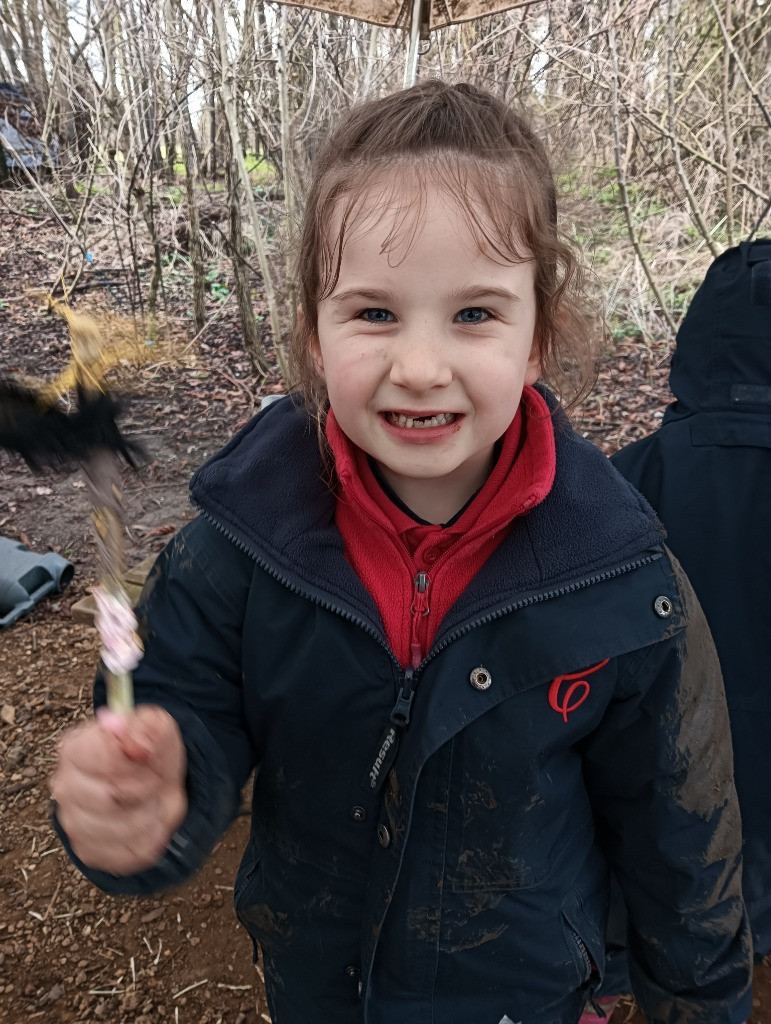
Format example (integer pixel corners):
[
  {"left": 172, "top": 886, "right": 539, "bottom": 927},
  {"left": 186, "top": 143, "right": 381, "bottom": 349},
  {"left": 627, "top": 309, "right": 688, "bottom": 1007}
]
[{"left": 385, "top": 412, "right": 458, "bottom": 429}]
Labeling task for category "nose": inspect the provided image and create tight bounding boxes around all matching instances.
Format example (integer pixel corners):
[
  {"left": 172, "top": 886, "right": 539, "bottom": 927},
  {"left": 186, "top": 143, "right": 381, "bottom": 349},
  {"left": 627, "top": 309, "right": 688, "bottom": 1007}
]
[{"left": 389, "top": 333, "right": 452, "bottom": 393}]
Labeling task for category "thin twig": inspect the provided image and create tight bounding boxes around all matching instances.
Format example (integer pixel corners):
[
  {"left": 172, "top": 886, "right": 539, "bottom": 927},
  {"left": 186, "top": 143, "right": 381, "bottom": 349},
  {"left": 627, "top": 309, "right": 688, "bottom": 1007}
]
[
  {"left": 42, "top": 880, "right": 62, "bottom": 921},
  {"left": 608, "top": 19, "right": 677, "bottom": 336},
  {"left": 666, "top": 0, "right": 720, "bottom": 257},
  {"left": 173, "top": 978, "right": 208, "bottom": 999}
]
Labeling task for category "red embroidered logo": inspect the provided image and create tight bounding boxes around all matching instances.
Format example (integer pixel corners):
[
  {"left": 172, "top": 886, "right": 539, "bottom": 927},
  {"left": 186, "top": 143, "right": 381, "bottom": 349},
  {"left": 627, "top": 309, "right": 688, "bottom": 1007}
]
[{"left": 548, "top": 659, "right": 610, "bottom": 722}]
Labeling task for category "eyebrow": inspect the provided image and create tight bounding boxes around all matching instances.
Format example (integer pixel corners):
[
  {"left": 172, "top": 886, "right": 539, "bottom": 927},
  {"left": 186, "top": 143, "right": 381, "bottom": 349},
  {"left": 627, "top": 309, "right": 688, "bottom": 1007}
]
[
  {"left": 329, "top": 285, "right": 521, "bottom": 307},
  {"left": 448, "top": 285, "right": 522, "bottom": 305},
  {"left": 329, "top": 288, "right": 394, "bottom": 307}
]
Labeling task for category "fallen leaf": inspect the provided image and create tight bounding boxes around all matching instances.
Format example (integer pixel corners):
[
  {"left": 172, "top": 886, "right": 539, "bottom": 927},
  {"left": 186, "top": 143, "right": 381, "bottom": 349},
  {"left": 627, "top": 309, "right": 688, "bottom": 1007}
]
[{"left": 1, "top": 705, "right": 16, "bottom": 726}]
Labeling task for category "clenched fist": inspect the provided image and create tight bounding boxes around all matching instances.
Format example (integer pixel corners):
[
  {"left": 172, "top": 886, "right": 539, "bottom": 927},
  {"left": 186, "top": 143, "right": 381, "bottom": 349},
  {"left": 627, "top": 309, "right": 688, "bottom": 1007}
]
[{"left": 51, "top": 704, "right": 187, "bottom": 875}]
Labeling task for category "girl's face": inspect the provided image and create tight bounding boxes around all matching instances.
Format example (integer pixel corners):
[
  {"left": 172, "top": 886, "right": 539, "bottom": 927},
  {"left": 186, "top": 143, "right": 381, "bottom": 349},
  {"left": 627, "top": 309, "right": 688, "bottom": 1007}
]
[{"left": 312, "top": 180, "right": 541, "bottom": 524}]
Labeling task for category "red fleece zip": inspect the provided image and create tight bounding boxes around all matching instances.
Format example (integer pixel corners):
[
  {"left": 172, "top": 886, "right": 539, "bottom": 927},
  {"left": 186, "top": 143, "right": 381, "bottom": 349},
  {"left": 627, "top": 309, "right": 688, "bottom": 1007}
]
[{"left": 329, "top": 386, "right": 557, "bottom": 669}]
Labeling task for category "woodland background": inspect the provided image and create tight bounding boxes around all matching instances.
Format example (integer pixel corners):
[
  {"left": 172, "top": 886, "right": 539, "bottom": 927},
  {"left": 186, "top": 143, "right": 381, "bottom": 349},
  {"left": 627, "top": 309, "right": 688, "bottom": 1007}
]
[
  {"left": 1, "top": 0, "right": 769, "bottom": 371},
  {"left": 0, "top": 2, "right": 770, "bottom": 1023}
]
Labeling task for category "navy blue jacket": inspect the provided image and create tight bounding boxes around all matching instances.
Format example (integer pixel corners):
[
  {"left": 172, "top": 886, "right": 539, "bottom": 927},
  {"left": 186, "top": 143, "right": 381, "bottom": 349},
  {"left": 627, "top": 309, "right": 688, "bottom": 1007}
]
[
  {"left": 613, "top": 239, "right": 771, "bottom": 958},
  {"left": 60, "top": 393, "right": 752, "bottom": 1024}
]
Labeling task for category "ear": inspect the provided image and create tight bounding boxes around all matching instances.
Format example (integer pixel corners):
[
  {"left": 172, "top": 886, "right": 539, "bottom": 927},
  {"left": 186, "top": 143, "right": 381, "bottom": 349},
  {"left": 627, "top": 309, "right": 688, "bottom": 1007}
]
[
  {"left": 298, "top": 305, "right": 325, "bottom": 379},
  {"left": 310, "top": 332, "right": 325, "bottom": 379},
  {"left": 524, "top": 344, "right": 542, "bottom": 386}
]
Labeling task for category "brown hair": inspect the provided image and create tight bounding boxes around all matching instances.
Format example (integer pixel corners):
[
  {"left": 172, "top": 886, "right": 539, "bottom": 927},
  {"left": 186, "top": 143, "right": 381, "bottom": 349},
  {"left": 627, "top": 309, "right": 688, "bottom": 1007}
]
[{"left": 288, "top": 79, "right": 600, "bottom": 425}]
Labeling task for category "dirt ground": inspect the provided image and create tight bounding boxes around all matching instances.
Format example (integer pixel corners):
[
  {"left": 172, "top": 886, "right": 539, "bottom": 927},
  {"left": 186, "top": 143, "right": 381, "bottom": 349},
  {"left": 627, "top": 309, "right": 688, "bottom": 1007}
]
[{"left": 0, "top": 188, "right": 767, "bottom": 1023}]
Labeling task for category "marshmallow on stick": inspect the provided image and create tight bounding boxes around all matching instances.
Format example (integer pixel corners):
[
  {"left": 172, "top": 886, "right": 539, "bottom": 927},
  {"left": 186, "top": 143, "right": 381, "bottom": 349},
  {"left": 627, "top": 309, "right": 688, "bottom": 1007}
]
[{"left": 84, "top": 445, "right": 142, "bottom": 715}]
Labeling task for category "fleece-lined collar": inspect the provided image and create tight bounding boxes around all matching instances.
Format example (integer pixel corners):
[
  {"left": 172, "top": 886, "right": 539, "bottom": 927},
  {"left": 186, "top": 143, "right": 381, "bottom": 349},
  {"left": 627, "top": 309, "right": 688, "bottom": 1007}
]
[{"left": 189, "top": 388, "right": 664, "bottom": 640}]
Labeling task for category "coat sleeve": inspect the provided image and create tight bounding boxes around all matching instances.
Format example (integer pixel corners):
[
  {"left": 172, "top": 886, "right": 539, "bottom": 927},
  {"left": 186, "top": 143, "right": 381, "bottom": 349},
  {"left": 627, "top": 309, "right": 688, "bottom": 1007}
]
[
  {"left": 583, "top": 555, "right": 753, "bottom": 1024},
  {"left": 55, "top": 515, "right": 258, "bottom": 895}
]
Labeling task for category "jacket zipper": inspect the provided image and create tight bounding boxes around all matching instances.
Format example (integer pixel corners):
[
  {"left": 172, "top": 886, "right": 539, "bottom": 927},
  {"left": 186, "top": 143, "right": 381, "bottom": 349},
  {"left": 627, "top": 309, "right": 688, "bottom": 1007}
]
[
  {"left": 388, "top": 571, "right": 431, "bottom": 731},
  {"left": 234, "top": 858, "right": 260, "bottom": 905},
  {"left": 567, "top": 922, "right": 594, "bottom": 980},
  {"left": 422, "top": 552, "right": 659, "bottom": 672},
  {"left": 409, "top": 571, "right": 430, "bottom": 669}
]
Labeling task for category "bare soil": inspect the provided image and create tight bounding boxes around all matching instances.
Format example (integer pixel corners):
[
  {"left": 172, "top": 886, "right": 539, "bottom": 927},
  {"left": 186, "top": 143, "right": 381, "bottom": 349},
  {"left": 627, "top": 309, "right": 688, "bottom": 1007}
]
[{"left": 0, "top": 187, "right": 766, "bottom": 1023}]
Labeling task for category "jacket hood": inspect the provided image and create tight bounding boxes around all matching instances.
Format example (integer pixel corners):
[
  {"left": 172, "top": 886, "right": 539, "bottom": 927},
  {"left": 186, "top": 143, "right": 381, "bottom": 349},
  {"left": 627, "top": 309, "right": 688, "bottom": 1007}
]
[
  {"left": 667, "top": 238, "right": 771, "bottom": 418},
  {"left": 190, "top": 390, "right": 663, "bottom": 629}
]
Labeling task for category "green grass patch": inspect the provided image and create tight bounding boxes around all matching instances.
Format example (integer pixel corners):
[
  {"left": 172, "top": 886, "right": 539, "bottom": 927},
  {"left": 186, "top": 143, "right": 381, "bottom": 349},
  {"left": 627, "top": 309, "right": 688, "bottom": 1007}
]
[{"left": 245, "top": 153, "right": 276, "bottom": 184}]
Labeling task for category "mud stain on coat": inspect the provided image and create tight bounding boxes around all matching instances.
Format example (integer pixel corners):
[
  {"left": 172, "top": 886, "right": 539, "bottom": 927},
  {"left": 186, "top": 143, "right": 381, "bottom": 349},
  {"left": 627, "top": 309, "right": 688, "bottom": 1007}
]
[
  {"left": 431, "top": 892, "right": 509, "bottom": 954},
  {"left": 173, "top": 531, "right": 195, "bottom": 574},
  {"left": 668, "top": 558, "right": 742, "bottom": 887},
  {"left": 405, "top": 909, "right": 520, "bottom": 954},
  {"left": 447, "top": 922, "right": 509, "bottom": 953},
  {"left": 407, "top": 905, "right": 441, "bottom": 942},
  {"left": 454, "top": 844, "right": 536, "bottom": 890},
  {"left": 462, "top": 778, "right": 498, "bottom": 825},
  {"left": 243, "top": 903, "right": 294, "bottom": 942},
  {"left": 385, "top": 770, "right": 406, "bottom": 842}
]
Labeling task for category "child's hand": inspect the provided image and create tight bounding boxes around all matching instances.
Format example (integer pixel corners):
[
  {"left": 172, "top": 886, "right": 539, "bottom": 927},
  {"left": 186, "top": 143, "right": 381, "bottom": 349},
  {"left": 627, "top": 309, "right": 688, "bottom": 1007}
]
[{"left": 51, "top": 704, "right": 187, "bottom": 875}]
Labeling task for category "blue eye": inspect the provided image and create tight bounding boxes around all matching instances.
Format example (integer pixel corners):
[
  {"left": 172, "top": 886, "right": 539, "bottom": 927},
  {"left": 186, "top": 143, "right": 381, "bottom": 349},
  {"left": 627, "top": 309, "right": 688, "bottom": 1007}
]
[
  {"left": 456, "top": 307, "right": 490, "bottom": 324},
  {"left": 360, "top": 308, "right": 394, "bottom": 323}
]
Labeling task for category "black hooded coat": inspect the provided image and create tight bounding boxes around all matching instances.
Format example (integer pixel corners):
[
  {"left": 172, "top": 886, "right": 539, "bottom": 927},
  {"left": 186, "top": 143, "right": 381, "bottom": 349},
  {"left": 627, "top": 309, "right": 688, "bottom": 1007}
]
[
  {"left": 613, "top": 238, "right": 771, "bottom": 956},
  {"left": 54, "top": 388, "right": 754, "bottom": 1023}
]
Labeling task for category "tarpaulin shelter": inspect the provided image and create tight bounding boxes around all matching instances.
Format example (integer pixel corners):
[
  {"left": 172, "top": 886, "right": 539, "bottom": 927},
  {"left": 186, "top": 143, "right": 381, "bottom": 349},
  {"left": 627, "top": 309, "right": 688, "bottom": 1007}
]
[
  {"left": 0, "top": 82, "right": 59, "bottom": 177},
  {"left": 278, "top": 0, "right": 541, "bottom": 84}
]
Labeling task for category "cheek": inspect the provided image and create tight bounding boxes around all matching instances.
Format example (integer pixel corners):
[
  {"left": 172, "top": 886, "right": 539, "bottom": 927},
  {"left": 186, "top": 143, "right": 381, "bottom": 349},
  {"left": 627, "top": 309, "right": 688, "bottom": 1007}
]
[
  {"left": 328, "top": 342, "right": 390, "bottom": 378},
  {"left": 327, "top": 349, "right": 389, "bottom": 411}
]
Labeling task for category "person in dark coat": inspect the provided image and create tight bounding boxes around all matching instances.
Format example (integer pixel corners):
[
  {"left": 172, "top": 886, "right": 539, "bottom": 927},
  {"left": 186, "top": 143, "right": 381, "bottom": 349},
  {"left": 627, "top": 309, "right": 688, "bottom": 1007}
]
[
  {"left": 612, "top": 238, "right": 771, "bottom": 962},
  {"left": 49, "top": 82, "right": 752, "bottom": 1024}
]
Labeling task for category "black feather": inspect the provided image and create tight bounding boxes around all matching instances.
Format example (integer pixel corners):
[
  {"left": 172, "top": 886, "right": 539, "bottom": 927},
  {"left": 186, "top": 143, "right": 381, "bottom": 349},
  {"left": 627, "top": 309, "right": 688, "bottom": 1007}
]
[{"left": 0, "top": 379, "right": 144, "bottom": 473}]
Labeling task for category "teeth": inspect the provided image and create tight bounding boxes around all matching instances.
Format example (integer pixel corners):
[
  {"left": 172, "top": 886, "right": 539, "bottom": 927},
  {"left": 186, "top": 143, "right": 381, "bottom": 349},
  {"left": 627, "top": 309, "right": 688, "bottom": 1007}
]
[{"left": 388, "top": 413, "right": 455, "bottom": 429}]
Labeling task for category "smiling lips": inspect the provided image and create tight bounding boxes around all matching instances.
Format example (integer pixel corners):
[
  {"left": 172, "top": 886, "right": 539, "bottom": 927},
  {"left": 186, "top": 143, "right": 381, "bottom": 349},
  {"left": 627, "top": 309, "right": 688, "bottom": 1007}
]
[{"left": 384, "top": 411, "right": 458, "bottom": 429}]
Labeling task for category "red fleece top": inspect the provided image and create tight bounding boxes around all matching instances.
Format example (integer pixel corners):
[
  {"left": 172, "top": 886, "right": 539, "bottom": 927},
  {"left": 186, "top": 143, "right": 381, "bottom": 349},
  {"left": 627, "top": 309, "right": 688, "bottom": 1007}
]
[{"left": 329, "top": 386, "right": 557, "bottom": 669}]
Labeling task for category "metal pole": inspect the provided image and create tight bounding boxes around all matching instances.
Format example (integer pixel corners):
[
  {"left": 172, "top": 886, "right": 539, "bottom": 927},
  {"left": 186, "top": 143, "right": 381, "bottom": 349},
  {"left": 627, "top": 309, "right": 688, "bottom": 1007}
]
[{"left": 403, "top": 0, "right": 423, "bottom": 87}]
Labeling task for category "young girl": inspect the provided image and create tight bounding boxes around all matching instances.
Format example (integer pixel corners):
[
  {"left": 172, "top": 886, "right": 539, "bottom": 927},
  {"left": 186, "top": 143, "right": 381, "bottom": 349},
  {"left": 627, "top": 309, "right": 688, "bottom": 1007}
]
[{"left": 51, "top": 81, "right": 751, "bottom": 1024}]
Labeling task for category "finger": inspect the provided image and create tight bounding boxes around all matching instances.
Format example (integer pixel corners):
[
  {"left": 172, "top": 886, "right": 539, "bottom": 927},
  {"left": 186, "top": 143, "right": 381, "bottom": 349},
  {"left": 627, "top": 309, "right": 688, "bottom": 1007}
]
[
  {"left": 53, "top": 721, "right": 165, "bottom": 808},
  {"left": 89, "top": 705, "right": 174, "bottom": 770},
  {"left": 95, "top": 706, "right": 128, "bottom": 738},
  {"left": 52, "top": 760, "right": 161, "bottom": 813},
  {"left": 57, "top": 720, "right": 130, "bottom": 779},
  {"left": 122, "top": 706, "right": 186, "bottom": 781},
  {"left": 94, "top": 705, "right": 155, "bottom": 765},
  {"left": 63, "top": 803, "right": 175, "bottom": 874}
]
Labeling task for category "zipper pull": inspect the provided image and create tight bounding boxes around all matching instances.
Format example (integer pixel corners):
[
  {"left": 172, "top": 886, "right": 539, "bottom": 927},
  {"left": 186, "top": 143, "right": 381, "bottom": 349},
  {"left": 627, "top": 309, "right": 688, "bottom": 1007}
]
[
  {"left": 364, "top": 721, "right": 400, "bottom": 792},
  {"left": 363, "top": 666, "right": 418, "bottom": 793},
  {"left": 410, "top": 571, "right": 430, "bottom": 670},
  {"left": 385, "top": 573, "right": 429, "bottom": 740},
  {"left": 390, "top": 666, "right": 415, "bottom": 727},
  {"left": 365, "top": 660, "right": 423, "bottom": 792}
]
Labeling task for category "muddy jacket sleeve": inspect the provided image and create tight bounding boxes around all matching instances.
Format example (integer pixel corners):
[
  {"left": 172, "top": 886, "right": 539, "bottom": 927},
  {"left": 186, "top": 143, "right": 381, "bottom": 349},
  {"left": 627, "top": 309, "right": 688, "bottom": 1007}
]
[
  {"left": 54, "top": 516, "right": 257, "bottom": 895},
  {"left": 583, "top": 557, "right": 753, "bottom": 1024}
]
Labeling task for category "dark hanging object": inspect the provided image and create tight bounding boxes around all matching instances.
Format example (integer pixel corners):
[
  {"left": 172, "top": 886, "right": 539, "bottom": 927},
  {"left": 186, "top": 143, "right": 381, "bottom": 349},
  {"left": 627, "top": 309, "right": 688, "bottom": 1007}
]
[{"left": 0, "top": 379, "right": 144, "bottom": 473}]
